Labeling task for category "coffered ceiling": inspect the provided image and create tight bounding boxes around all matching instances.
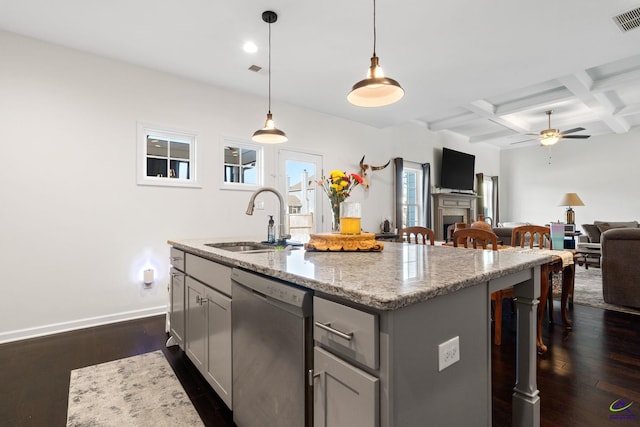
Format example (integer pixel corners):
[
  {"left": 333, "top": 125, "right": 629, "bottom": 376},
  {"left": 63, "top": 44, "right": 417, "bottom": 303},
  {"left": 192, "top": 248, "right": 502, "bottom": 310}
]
[{"left": 2, "top": 0, "right": 640, "bottom": 148}]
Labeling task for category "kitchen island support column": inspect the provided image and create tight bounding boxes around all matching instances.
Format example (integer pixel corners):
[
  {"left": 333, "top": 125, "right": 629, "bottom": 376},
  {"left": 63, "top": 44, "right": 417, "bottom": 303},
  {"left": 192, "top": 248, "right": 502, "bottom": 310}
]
[{"left": 513, "top": 265, "right": 541, "bottom": 427}]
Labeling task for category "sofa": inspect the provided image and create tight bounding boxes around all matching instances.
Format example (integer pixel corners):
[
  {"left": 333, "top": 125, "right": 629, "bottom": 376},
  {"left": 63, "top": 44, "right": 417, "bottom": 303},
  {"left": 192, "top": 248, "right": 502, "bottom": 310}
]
[
  {"left": 579, "top": 220, "right": 640, "bottom": 248},
  {"left": 601, "top": 227, "right": 640, "bottom": 309}
]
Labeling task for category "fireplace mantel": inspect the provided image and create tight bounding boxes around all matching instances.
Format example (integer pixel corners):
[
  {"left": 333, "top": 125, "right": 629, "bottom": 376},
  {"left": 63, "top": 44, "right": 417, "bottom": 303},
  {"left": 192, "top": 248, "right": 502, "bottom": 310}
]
[{"left": 432, "top": 193, "right": 478, "bottom": 241}]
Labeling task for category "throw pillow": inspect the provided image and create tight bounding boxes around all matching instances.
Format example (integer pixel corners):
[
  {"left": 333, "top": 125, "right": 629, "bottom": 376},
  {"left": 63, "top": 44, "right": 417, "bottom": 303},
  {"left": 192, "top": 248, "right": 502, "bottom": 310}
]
[
  {"left": 597, "top": 224, "right": 620, "bottom": 234},
  {"left": 581, "top": 223, "right": 602, "bottom": 243}
]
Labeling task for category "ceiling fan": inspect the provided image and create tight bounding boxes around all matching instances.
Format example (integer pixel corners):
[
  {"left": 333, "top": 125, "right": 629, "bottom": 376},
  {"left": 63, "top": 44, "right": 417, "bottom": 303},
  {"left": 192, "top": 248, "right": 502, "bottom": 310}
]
[{"left": 511, "top": 110, "right": 591, "bottom": 146}]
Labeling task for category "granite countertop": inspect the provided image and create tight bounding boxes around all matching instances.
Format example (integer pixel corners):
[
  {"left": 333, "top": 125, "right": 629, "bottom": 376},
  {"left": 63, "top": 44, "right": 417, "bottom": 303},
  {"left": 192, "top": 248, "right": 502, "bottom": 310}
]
[{"left": 168, "top": 237, "right": 552, "bottom": 311}]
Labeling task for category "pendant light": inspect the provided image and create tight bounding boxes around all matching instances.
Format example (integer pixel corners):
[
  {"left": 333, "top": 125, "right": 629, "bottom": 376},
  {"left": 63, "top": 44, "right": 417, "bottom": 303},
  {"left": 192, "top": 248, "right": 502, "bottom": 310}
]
[
  {"left": 252, "top": 10, "right": 288, "bottom": 144},
  {"left": 347, "top": 0, "right": 404, "bottom": 107}
]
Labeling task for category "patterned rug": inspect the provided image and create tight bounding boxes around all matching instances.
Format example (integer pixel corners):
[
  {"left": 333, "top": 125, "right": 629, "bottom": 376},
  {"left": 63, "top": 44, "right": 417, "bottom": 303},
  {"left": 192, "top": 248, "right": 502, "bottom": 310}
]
[
  {"left": 67, "top": 350, "right": 204, "bottom": 427},
  {"left": 566, "top": 267, "right": 640, "bottom": 315}
]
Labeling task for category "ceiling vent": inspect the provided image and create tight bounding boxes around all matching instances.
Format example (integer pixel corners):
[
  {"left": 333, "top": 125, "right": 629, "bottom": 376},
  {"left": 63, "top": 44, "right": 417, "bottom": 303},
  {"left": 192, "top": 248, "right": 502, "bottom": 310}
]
[
  {"left": 613, "top": 6, "right": 640, "bottom": 32},
  {"left": 248, "top": 65, "right": 262, "bottom": 72}
]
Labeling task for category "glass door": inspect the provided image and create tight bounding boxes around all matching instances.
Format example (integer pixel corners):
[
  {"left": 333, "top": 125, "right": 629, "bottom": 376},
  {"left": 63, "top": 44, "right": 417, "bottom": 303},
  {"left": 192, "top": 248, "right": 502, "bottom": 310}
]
[{"left": 278, "top": 150, "right": 323, "bottom": 241}]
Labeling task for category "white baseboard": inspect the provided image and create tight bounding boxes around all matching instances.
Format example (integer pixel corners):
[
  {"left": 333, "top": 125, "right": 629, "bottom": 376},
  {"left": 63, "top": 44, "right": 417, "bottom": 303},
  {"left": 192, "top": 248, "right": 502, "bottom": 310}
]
[{"left": 0, "top": 306, "right": 168, "bottom": 344}]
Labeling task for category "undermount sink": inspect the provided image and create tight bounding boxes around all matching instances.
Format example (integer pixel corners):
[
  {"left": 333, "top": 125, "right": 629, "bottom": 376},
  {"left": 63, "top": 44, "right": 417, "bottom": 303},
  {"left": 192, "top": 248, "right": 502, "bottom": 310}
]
[{"left": 205, "top": 241, "right": 301, "bottom": 253}]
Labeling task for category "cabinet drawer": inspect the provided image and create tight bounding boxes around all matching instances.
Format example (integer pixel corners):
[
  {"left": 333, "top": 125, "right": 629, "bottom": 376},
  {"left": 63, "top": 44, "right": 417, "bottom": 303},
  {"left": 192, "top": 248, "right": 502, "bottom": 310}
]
[
  {"left": 186, "top": 253, "right": 232, "bottom": 296},
  {"left": 314, "top": 297, "right": 378, "bottom": 369},
  {"left": 170, "top": 247, "right": 185, "bottom": 272}
]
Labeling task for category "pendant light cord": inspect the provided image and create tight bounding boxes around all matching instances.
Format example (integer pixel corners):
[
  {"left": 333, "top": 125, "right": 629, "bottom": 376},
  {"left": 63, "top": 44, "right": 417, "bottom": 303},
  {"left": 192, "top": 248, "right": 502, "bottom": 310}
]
[
  {"left": 268, "top": 21, "right": 272, "bottom": 114},
  {"left": 372, "top": 0, "right": 377, "bottom": 56}
]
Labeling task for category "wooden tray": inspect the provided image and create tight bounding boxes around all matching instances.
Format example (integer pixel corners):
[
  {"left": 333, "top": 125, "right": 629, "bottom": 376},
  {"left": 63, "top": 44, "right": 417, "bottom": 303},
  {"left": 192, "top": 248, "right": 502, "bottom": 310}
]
[{"left": 304, "top": 232, "right": 384, "bottom": 252}]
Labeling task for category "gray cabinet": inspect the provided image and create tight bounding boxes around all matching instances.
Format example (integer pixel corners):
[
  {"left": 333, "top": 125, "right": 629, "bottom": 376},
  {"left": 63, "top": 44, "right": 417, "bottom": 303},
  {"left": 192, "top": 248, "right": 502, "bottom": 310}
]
[
  {"left": 169, "top": 267, "right": 186, "bottom": 349},
  {"left": 185, "top": 275, "right": 233, "bottom": 409},
  {"left": 314, "top": 346, "right": 379, "bottom": 427},
  {"left": 171, "top": 251, "right": 232, "bottom": 410},
  {"left": 313, "top": 296, "right": 379, "bottom": 426},
  {"left": 168, "top": 248, "right": 186, "bottom": 349}
]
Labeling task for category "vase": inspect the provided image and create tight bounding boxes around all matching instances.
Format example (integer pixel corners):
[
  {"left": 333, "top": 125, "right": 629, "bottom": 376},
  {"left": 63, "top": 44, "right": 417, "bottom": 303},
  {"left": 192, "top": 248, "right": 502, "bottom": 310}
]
[{"left": 331, "top": 202, "right": 341, "bottom": 233}]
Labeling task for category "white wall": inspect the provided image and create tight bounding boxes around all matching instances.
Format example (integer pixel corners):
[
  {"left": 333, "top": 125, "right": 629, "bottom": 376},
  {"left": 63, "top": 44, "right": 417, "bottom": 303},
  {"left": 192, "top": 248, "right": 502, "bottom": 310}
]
[
  {"left": 499, "top": 128, "right": 640, "bottom": 228},
  {"left": 0, "top": 30, "right": 499, "bottom": 342}
]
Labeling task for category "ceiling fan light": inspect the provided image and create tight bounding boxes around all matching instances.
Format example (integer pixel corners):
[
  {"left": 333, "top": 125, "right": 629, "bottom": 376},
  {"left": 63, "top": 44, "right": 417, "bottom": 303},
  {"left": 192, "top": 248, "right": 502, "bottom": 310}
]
[
  {"left": 252, "top": 112, "right": 288, "bottom": 144},
  {"left": 540, "top": 135, "right": 559, "bottom": 146}
]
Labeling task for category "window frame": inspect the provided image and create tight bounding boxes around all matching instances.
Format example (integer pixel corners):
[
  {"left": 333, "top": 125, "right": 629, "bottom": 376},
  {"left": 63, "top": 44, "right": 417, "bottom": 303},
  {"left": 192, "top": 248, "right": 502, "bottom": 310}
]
[
  {"left": 401, "top": 165, "right": 424, "bottom": 228},
  {"left": 137, "top": 123, "right": 200, "bottom": 188},
  {"left": 220, "top": 139, "right": 264, "bottom": 191}
]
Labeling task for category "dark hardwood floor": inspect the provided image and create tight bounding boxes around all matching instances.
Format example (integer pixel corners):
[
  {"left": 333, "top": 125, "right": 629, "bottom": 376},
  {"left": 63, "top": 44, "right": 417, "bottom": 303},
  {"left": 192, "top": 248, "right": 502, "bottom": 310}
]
[{"left": 1, "top": 302, "right": 639, "bottom": 426}]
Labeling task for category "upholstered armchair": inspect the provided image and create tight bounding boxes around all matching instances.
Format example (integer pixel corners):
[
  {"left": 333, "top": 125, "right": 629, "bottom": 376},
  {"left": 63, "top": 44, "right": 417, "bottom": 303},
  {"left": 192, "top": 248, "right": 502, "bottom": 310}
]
[{"left": 601, "top": 228, "right": 640, "bottom": 309}]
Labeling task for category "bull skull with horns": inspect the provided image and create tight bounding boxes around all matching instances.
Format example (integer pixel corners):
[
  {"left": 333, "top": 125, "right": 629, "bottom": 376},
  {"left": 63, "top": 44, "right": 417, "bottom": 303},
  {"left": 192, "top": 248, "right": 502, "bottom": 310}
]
[{"left": 359, "top": 156, "right": 390, "bottom": 190}]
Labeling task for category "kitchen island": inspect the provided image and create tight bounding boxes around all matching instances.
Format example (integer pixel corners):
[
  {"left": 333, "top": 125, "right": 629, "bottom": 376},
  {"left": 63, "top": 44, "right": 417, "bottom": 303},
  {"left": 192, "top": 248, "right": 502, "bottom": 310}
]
[{"left": 169, "top": 237, "right": 550, "bottom": 427}]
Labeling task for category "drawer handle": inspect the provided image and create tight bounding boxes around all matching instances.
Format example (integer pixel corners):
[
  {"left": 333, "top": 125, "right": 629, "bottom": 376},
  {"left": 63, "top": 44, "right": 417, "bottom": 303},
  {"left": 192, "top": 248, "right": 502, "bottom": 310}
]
[
  {"left": 169, "top": 256, "right": 184, "bottom": 262},
  {"left": 315, "top": 321, "right": 353, "bottom": 341},
  {"left": 170, "top": 272, "right": 185, "bottom": 278}
]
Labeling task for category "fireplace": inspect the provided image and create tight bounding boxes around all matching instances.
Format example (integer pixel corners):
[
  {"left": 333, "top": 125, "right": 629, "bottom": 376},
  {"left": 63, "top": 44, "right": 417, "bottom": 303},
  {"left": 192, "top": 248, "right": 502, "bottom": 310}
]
[
  {"left": 443, "top": 215, "right": 464, "bottom": 242},
  {"left": 432, "top": 193, "right": 478, "bottom": 241}
]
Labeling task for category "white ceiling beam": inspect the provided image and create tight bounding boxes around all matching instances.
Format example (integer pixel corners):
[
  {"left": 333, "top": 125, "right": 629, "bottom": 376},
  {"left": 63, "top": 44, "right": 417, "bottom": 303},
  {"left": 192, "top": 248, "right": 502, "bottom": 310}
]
[
  {"left": 590, "top": 69, "right": 640, "bottom": 93},
  {"left": 426, "top": 111, "right": 478, "bottom": 131},
  {"left": 466, "top": 101, "right": 531, "bottom": 134},
  {"left": 494, "top": 87, "right": 574, "bottom": 116},
  {"left": 614, "top": 103, "right": 640, "bottom": 117},
  {"left": 560, "top": 72, "right": 630, "bottom": 133}
]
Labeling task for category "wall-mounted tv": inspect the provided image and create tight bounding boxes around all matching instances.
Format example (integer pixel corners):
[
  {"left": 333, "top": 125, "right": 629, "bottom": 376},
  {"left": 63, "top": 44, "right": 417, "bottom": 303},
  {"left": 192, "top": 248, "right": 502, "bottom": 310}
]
[{"left": 440, "top": 147, "right": 475, "bottom": 192}]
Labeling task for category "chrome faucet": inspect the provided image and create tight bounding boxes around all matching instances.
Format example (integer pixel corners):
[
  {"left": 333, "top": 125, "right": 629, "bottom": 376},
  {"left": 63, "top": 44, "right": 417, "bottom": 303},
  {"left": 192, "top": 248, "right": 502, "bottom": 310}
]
[{"left": 246, "top": 187, "right": 291, "bottom": 244}]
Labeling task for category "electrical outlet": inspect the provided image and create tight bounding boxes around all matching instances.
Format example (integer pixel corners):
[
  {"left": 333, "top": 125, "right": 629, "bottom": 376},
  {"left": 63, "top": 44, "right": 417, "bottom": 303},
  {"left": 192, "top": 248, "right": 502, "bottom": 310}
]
[
  {"left": 438, "top": 336, "right": 460, "bottom": 372},
  {"left": 255, "top": 201, "right": 265, "bottom": 210}
]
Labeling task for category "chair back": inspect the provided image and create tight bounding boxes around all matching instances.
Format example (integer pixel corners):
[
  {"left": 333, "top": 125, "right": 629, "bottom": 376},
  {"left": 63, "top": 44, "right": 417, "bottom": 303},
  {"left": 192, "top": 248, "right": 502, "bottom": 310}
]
[
  {"left": 511, "top": 225, "right": 551, "bottom": 249},
  {"left": 453, "top": 228, "right": 498, "bottom": 250},
  {"left": 397, "top": 227, "right": 435, "bottom": 245}
]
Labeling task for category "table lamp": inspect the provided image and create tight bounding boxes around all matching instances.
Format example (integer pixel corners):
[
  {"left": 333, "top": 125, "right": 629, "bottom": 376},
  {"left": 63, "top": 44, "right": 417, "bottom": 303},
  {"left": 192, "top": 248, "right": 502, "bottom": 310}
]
[{"left": 558, "top": 193, "right": 584, "bottom": 224}]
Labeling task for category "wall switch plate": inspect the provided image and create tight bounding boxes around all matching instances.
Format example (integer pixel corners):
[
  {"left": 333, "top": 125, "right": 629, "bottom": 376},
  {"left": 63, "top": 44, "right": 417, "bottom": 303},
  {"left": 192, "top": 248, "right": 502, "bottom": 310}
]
[{"left": 438, "top": 336, "right": 460, "bottom": 372}]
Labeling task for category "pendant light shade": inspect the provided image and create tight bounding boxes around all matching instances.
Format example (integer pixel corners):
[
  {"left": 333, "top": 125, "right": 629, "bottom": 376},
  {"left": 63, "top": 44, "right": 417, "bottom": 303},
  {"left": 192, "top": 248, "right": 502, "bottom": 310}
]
[
  {"left": 252, "top": 11, "right": 288, "bottom": 144},
  {"left": 348, "top": 0, "right": 404, "bottom": 107}
]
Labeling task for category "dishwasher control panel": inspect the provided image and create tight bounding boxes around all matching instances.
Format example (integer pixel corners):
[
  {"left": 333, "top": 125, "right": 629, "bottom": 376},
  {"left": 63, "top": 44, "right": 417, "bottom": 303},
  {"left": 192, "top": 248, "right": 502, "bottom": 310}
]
[{"left": 231, "top": 268, "right": 312, "bottom": 312}]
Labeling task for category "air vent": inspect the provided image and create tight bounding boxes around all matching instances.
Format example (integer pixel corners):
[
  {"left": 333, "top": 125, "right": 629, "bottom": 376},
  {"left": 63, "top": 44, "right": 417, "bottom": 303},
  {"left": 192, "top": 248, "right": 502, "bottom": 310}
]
[
  {"left": 613, "top": 6, "right": 640, "bottom": 32},
  {"left": 248, "top": 64, "right": 262, "bottom": 72}
]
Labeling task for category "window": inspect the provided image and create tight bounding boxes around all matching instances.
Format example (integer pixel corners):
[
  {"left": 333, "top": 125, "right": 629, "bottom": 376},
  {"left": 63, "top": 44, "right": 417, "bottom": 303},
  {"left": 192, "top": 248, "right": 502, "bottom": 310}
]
[
  {"left": 222, "top": 140, "right": 263, "bottom": 189},
  {"left": 137, "top": 124, "right": 199, "bottom": 187},
  {"left": 402, "top": 166, "right": 423, "bottom": 227}
]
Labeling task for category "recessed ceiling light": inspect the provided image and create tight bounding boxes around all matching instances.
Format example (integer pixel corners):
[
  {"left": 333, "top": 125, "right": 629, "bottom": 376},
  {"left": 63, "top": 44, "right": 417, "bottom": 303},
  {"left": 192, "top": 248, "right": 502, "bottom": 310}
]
[{"left": 243, "top": 41, "right": 258, "bottom": 53}]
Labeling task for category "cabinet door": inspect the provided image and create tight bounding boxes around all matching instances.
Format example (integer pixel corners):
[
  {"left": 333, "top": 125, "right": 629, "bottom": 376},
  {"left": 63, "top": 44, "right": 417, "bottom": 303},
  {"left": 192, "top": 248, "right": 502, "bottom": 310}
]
[
  {"left": 205, "top": 286, "right": 233, "bottom": 409},
  {"left": 314, "top": 346, "right": 379, "bottom": 427},
  {"left": 169, "top": 269, "right": 185, "bottom": 349},
  {"left": 185, "top": 277, "right": 207, "bottom": 372}
]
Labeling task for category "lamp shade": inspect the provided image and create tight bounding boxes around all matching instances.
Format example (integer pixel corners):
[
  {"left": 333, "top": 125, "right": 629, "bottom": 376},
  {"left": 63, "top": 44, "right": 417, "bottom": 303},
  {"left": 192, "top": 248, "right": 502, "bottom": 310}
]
[{"left": 558, "top": 193, "right": 584, "bottom": 207}]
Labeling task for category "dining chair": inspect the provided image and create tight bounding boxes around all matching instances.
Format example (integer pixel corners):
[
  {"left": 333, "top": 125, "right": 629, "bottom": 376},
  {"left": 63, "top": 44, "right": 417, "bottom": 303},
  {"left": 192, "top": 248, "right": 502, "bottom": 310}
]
[
  {"left": 511, "top": 224, "right": 558, "bottom": 326},
  {"left": 511, "top": 225, "right": 551, "bottom": 249},
  {"left": 453, "top": 227, "right": 513, "bottom": 345},
  {"left": 397, "top": 226, "right": 435, "bottom": 245},
  {"left": 452, "top": 227, "right": 498, "bottom": 249}
]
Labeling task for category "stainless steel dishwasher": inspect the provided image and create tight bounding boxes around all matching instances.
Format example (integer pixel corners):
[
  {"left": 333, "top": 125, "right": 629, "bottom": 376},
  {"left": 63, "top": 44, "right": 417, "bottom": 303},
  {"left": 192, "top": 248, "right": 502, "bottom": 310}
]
[{"left": 231, "top": 268, "right": 313, "bottom": 427}]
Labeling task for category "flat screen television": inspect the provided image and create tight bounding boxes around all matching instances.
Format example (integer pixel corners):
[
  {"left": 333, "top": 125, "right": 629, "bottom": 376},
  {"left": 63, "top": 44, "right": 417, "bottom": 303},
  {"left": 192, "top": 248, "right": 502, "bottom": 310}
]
[{"left": 440, "top": 148, "right": 475, "bottom": 192}]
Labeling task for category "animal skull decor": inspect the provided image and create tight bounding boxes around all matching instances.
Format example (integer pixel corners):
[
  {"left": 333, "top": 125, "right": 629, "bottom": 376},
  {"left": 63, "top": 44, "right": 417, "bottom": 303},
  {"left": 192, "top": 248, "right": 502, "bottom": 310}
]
[{"left": 359, "top": 156, "right": 390, "bottom": 190}]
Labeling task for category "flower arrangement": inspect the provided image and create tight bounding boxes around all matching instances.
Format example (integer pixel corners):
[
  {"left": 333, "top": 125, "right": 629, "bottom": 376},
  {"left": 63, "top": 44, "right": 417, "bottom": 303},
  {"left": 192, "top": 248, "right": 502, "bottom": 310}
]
[{"left": 318, "top": 170, "right": 363, "bottom": 231}]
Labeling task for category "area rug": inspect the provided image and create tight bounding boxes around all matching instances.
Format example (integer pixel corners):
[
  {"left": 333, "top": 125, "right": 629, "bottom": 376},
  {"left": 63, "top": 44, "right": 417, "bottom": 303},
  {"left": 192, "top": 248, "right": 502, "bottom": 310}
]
[
  {"left": 567, "top": 267, "right": 640, "bottom": 315},
  {"left": 66, "top": 350, "right": 204, "bottom": 427}
]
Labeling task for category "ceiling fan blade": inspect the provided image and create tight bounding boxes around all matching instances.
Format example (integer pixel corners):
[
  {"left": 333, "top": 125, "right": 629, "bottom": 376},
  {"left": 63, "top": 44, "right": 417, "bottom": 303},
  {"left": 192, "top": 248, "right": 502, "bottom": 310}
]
[
  {"left": 561, "top": 135, "right": 590, "bottom": 139},
  {"left": 510, "top": 138, "right": 536, "bottom": 145},
  {"left": 561, "top": 127, "right": 585, "bottom": 135}
]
